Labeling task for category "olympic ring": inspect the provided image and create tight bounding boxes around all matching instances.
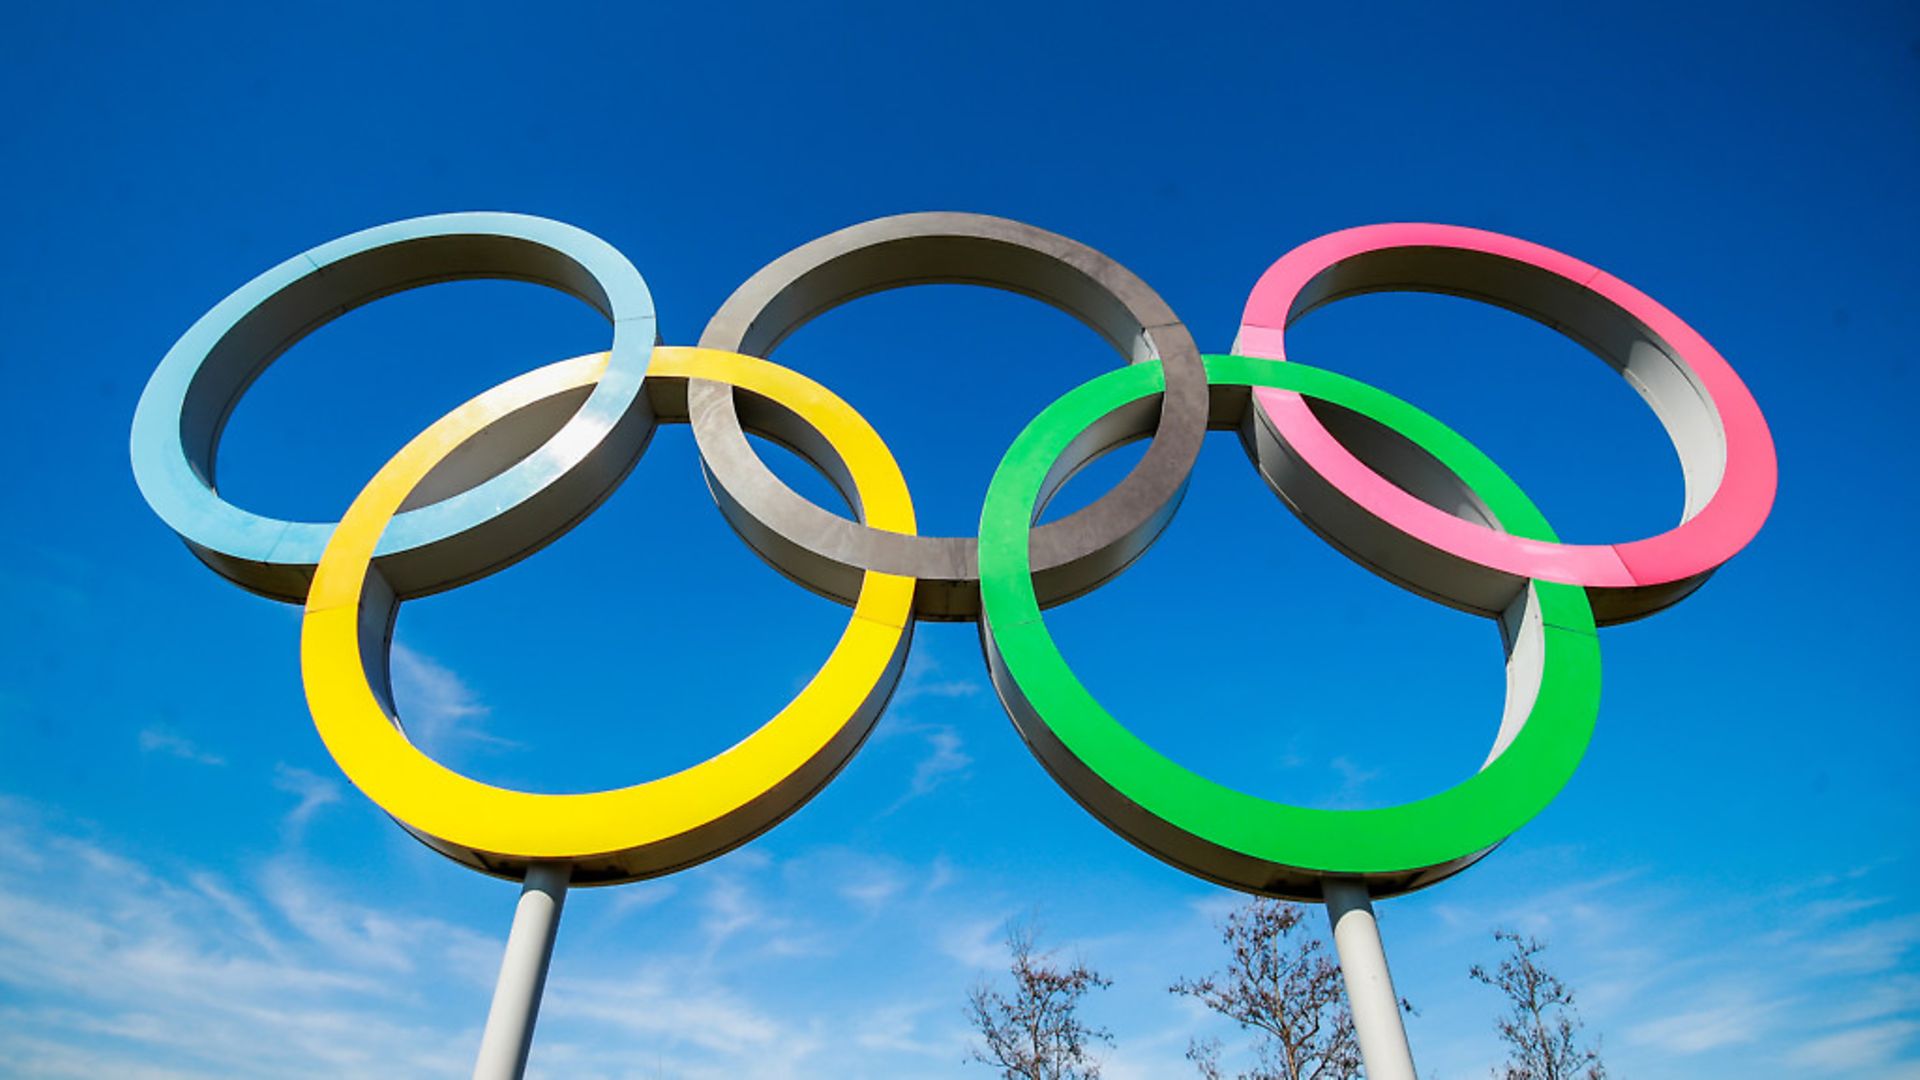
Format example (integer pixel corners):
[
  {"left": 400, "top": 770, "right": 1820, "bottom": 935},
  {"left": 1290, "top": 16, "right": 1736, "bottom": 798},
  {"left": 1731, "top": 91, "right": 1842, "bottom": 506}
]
[
  {"left": 129, "top": 212, "right": 658, "bottom": 602},
  {"left": 301, "top": 346, "right": 915, "bottom": 883},
  {"left": 1235, "top": 223, "right": 1778, "bottom": 624},
  {"left": 978, "top": 354, "right": 1598, "bottom": 901},
  {"left": 695, "top": 212, "right": 1207, "bottom": 621},
  {"left": 131, "top": 212, "right": 1774, "bottom": 900}
]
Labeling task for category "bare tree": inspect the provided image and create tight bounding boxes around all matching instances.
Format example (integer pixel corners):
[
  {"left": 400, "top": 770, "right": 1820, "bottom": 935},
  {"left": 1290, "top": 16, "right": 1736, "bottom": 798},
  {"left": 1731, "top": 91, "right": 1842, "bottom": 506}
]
[
  {"left": 967, "top": 925, "right": 1113, "bottom": 1080},
  {"left": 1170, "top": 898, "right": 1392, "bottom": 1080},
  {"left": 1469, "top": 929, "right": 1605, "bottom": 1080}
]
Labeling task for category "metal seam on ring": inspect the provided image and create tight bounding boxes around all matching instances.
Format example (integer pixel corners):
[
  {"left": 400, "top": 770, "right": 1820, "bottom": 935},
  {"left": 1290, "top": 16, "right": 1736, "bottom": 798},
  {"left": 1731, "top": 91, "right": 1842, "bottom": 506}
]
[{"left": 691, "top": 211, "right": 1209, "bottom": 621}]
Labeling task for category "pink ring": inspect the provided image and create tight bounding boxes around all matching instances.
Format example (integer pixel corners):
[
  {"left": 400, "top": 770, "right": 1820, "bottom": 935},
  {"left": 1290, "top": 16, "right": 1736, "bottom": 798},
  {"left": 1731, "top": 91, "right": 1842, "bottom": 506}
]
[{"left": 1236, "top": 223, "right": 1776, "bottom": 623}]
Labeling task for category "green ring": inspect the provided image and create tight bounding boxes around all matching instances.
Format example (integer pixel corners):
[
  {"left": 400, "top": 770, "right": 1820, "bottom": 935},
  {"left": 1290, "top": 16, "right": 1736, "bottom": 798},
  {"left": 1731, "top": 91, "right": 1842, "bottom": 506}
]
[{"left": 978, "top": 354, "right": 1601, "bottom": 898}]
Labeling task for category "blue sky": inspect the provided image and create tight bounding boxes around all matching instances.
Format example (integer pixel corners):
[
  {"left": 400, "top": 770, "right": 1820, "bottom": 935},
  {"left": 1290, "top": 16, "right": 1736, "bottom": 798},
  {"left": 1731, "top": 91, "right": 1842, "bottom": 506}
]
[{"left": 2, "top": 3, "right": 1916, "bottom": 1077}]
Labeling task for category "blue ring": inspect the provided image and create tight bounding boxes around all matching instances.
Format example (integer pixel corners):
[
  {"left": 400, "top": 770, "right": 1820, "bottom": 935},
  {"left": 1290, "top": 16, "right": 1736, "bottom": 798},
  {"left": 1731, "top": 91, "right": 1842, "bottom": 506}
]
[{"left": 130, "top": 212, "right": 657, "bottom": 601}]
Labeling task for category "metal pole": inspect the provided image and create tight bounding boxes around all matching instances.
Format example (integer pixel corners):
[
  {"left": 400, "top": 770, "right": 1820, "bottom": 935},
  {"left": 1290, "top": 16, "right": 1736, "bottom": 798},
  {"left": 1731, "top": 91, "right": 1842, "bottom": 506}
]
[
  {"left": 473, "top": 862, "right": 570, "bottom": 1080},
  {"left": 1324, "top": 879, "right": 1417, "bottom": 1080}
]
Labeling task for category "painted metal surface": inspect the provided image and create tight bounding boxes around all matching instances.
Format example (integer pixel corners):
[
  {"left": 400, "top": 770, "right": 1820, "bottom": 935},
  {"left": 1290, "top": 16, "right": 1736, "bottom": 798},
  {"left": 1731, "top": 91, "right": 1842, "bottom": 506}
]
[
  {"left": 1235, "top": 223, "right": 1777, "bottom": 624},
  {"left": 1324, "top": 880, "right": 1418, "bottom": 1080},
  {"left": 976, "top": 354, "right": 1599, "bottom": 900},
  {"left": 129, "top": 212, "right": 658, "bottom": 602},
  {"left": 473, "top": 863, "right": 569, "bottom": 1080},
  {"left": 695, "top": 212, "right": 1207, "bottom": 620},
  {"left": 301, "top": 346, "right": 915, "bottom": 884}
]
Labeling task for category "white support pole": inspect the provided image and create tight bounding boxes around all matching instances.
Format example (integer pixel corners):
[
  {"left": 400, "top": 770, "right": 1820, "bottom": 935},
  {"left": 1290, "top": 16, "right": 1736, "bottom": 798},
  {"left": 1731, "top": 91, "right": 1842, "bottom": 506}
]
[
  {"left": 474, "top": 862, "right": 570, "bottom": 1080},
  {"left": 1324, "top": 879, "right": 1417, "bottom": 1080}
]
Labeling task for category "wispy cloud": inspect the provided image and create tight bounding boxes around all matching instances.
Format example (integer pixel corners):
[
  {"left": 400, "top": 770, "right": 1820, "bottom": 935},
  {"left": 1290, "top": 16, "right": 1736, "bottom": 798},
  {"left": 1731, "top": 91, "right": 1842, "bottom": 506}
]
[
  {"left": 270, "top": 764, "right": 339, "bottom": 837},
  {"left": 892, "top": 639, "right": 985, "bottom": 706},
  {"left": 1629, "top": 990, "right": 1782, "bottom": 1054},
  {"left": 0, "top": 818, "right": 483, "bottom": 1078},
  {"left": 389, "top": 642, "right": 515, "bottom": 753},
  {"left": 873, "top": 640, "right": 980, "bottom": 810},
  {"left": 3, "top": 788, "right": 1913, "bottom": 1080},
  {"left": 543, "top": 972, "right": 787, "bottom": 1055},
  {"left": 602, "top": 880, "right": 678, "bottom": 921},
  {"left": 1804, "top": 914, "right": 1920, "bottom": 976},
  {"left": 1415, "top": 858, "right": 1920, "bottom": 1078},
  {"left": 1789, "top": 1019, "right": 1920, "bottom": 1072},
  {"left": 851, "top": 999, "right": 964, "bottom": 1060},
  {"left": 939, "top": 915, "right": 1012, "bottom": 970},
  {"left": 1325, "top": 754, "right": 1379, "bottom": 808},
  {"left": 837, "top": 861, "right": 907, "bottom": 911},
  {"left": 892, "top": 723, "right": 972, "bottom": 808},
  {"left": 0, "top": 808, "right": 842, "bottom": 1079},
  {"left": 698, "top": 874, "right": 767, "bottom": 951},
  {"left": 138, "top": 727, "right": 226, "bottom": 767}
]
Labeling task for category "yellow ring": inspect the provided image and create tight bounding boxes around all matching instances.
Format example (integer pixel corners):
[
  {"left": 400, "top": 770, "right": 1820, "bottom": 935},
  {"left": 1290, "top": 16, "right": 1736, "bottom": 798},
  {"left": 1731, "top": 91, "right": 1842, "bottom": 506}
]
[{"left": 300, "top": 346, "right": 917, "bottom": 884}]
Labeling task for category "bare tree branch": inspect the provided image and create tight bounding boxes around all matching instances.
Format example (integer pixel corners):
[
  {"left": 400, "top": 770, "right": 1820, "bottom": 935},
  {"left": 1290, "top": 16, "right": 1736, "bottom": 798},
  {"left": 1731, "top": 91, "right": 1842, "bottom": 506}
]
[
  {"left": 1170, "top": 898, "right": 1400, "bottom": 1080},
  {"left": 967, "top": 924, "right": 1113, "bottom": 1080},
  {"left": 1468, "top": 929, "right": 1606, "bottom": 1080}
]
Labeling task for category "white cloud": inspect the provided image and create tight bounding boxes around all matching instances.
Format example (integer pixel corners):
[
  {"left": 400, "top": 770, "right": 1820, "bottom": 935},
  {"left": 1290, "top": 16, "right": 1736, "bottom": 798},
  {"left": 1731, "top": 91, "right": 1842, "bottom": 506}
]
[
  {"left": 1829, "top": 974, "right": 1920, "bottom": 1027},
  {"left": 851, "top": 1000, "right": 947, "bottom": 1056},
  {"left": 901, "top": 724, "right": 972, "bottom": 803},
  {"left": 0, "top": 820, "right": 479, "bottom": 1078},
  {"left": 698, "top": 873, "right": 765, "bottom": 949},
  {"left": 893, "top": 642, "right": 986, "bottom": 705},
  {"left": 3, "top": 789, "right": 1914, "bottom": 1080},
  {"left": 602, "top": 879, "right": 678, "bottom": 920},
  {"left": 187, "top": 871, "right": 289, "bottom": 962},
  {"left": 1416, "top": 860, "right": 1920, "bottom": 1079},
  {"left": 940, "top": 915, "right": 1012, "bottom": 971},
  {"left": 870, "top": 638, "right": 979, "bottom": 809},
  {"left": 389, "top": 641, "right": 514, "bottom": 753},
  {"left": 1326, "top": 754, "right": 1380, "bottom": 808},
  {"left": 1789, "top": 1020, "right": 1920, "bottom": 1071},
  {"left": 543, "top": 972, "right": 785, "bottom": 1054},
  {"left": 0, "top": 810, "right": 856, "bottom": 1079},
  {"left": 1806, "top": 915, "right": 1920, "bottom": 976},
  {"left": 259, "top": 859, "right": 493, "bottom": 977},
  {"left": 839, "top": 864, "right": 907, "bottom": 911},
  {"left": 137, "top": 727, "right": 226, "bottom": 766},
  {"left": 270, "top": 764, "right": 340, "bottom": 836},
  {"left": 1628, "top": 991, "right": 1781, "bottom": 1054}
]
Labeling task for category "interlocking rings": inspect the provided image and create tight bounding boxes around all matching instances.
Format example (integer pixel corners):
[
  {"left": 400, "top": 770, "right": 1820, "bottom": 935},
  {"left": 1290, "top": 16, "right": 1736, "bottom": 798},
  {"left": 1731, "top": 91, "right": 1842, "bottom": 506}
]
[{"left": 132, "top": 211, "right": 1775, "bottom": 898}]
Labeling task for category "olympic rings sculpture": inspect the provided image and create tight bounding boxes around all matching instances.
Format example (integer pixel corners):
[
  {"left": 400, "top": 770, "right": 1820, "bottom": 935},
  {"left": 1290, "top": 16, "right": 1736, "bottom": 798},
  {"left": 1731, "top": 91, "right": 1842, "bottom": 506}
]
[{"left": 131, "top": 211, "right": 1775, "bottom": 900}]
